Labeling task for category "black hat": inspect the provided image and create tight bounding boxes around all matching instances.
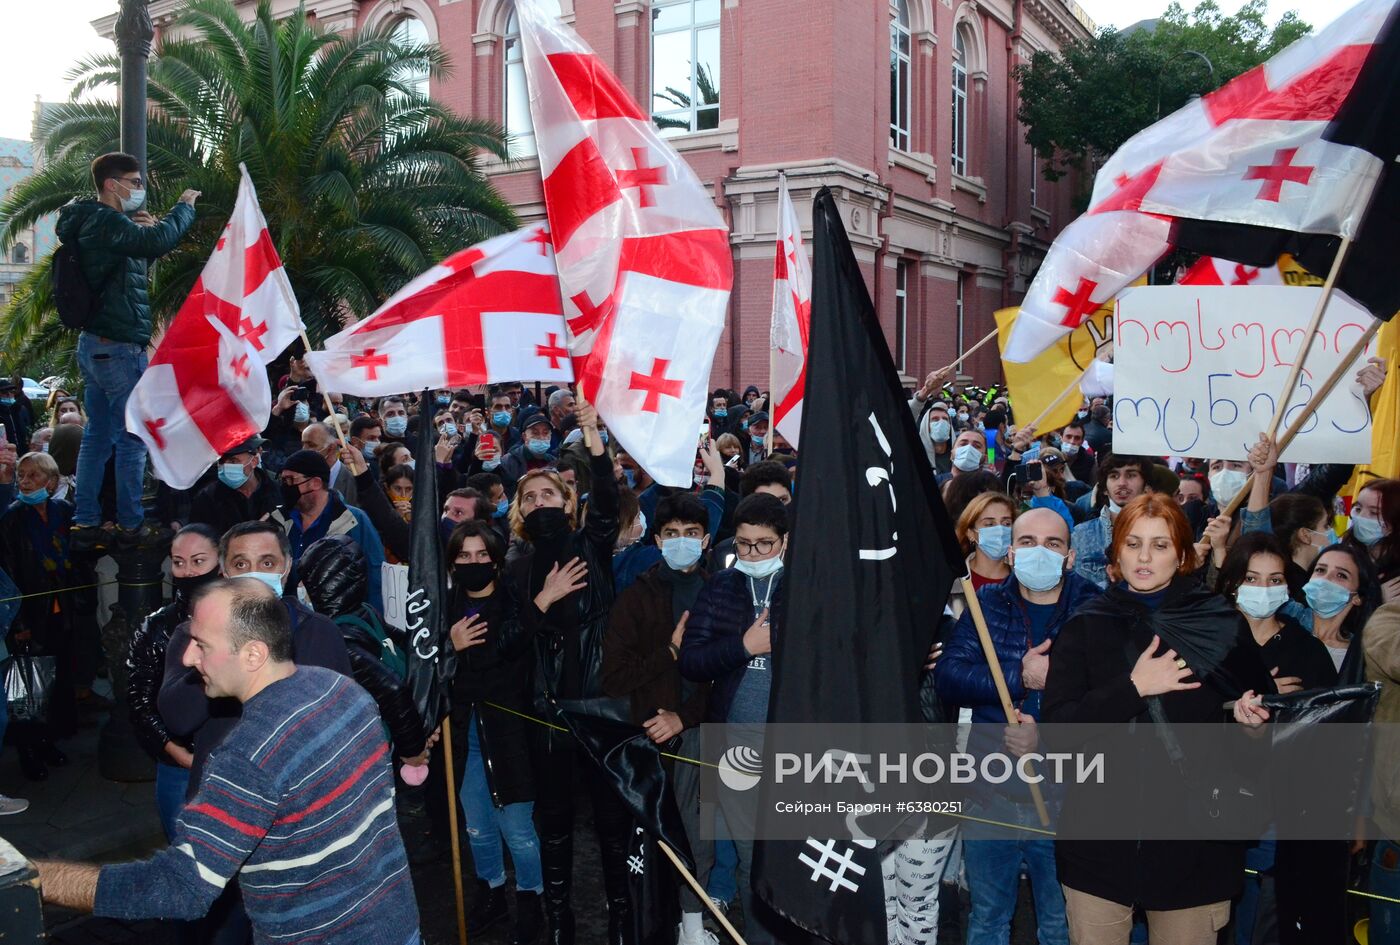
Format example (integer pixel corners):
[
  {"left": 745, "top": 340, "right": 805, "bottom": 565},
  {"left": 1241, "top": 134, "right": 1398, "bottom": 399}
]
[
  {"left": 221, "top": 434, "right": 267, "bottom": 459},
  {"left": 520, "top": 411, "right": 552, "bottom": 433},
  {"left": 0, "top": 378, "right": 16, "bottom": 393},
  {"left": 281, "top": 449, "right": 331, "bottom": 484},
  {"left": 747, "top": 410, "right": 770, "bottom": 425}
]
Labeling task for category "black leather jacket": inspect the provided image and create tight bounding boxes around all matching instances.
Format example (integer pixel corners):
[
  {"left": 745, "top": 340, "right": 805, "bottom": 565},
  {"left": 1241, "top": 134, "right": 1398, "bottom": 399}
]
[
  {"left": 127, "top": 596, "right": 192, "bottom": 762},
  {"left": 300, "top": 535, "right": 426, "bottom": 759},
  {"left": 499, "top": 449, "right": 620, "bottom": 730}
]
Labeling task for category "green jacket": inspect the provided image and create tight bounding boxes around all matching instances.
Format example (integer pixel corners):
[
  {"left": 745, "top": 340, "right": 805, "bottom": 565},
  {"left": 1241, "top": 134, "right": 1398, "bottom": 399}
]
[{"left": 54, "top": 199, "right": 195, "bottom": 346}]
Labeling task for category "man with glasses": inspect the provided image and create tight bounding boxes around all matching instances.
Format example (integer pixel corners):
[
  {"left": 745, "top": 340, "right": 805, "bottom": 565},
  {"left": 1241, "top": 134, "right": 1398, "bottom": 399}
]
[
  {"left": 56, "top": 152, "right": 201, "bottom": 552},
  {"left": 266, "top": 450, "right": 386, "bottom": 611},
  {"left": 679, "top": 493, "right": 790, "bottom": 945}
]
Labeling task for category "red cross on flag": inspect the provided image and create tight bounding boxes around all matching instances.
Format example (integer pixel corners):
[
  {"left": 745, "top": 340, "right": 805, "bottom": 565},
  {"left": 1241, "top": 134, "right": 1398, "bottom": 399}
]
[
  {"left": 1177, "top": 256, "right": 1285, "bottom": 287},
  {"left": 125, "top": 166, "right": 301, "bottom": 488},
  {"left": 769, "top": 175, "right": 811, "bottom": 449},
  {"left": 304, "top": 223, "right": 574, "bottom": 396},
  {"left": 1003, "top": 0, "right": 1400, "bottom": 363},
  {"left": 514, "top": 0, "right": 733, "bottom": 486}
]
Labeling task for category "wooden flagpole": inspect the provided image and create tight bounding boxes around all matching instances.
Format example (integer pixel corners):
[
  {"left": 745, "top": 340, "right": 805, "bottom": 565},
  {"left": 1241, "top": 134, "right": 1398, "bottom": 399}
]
[
  {"left": 1025, "top": 367, "right": 1090, "bottom": 433},
  {"left": 943, "top": 326, "right": 1000, "bottom": 375},
  {"left": 440, "top": 716, "right": 470, "bottom": 945},
  {"left": 295, "top": 328, "right": 354, "bottom": 453},
  {"left": 657, "top": 841, "right": 750, "bottom": 945},
  {"left": 960, "top": 577, "right": 1052, "bottom": 827},
  {"left": 1262, "top": 236, "right": 1354, "bottom": 441},
  {"left": 1221, "top": 318, "right": 1381, "bottom": 518}
]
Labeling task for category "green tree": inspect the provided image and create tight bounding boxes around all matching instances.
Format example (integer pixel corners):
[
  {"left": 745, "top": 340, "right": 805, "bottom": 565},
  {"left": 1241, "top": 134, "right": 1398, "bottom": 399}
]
[
  {"left": 1017, "top": 0, "right": 1311, "bottom": 185},
  {"left": 0, "top": 0, "right": 516, "bottom": 374}
]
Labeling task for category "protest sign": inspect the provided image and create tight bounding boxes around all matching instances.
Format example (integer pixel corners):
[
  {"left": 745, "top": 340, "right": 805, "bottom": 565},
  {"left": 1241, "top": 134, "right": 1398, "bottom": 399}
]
[
  {"left": 381, "top": 562, "right": 410, "bottom": 631},
  {"left": 1112, "top": 286, "right": 1376, "bottom": 462}
]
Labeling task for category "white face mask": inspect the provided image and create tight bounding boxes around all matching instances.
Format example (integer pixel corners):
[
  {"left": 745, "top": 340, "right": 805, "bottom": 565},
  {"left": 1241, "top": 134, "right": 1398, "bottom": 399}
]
[
  {"left": 952, "top": 444, "right": 983, "bottom": 472},
  {"left": 1209, "top": 468, "right": 1249, "bottom": 508},
  {"left": 120, "top": 187, "right": 146, "bottom": 213},
  {"left": 736, "top": 554, "right": 784, "bottom": 578}
]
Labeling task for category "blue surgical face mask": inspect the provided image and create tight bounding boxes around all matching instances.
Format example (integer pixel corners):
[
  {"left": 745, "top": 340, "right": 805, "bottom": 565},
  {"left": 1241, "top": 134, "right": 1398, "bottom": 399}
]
[
  {"left": 384, "top": 416, "right": 408, "bottom": 437},
  {"left": 218, "top": 462, "right": 249, "bottom": 489},
  {"left": 929, "top": 419, "right": 952, "bottom": 443},
  {"left": 436, "top": 395, "right": 451, "bottom": 407},
  {"left": 493, "top": 498, "right": 509, "bottom": 518},
  {"left": 623, "top": 469, "right": 637, "bottom": 490},
  {"left": 1012, "top": 545, "right": 1065, "bottom": 592},
  {"left": 527, "top": 438, "right": 551, "bottom": 456},
  {"left": 440, "top": 422, "right": 458, "bottom": 438},
  {"left": 713, "top": 407, "right": 728, "bottom": 418},
  {"left": 238, "top": 571, "right": 284, "bottom": 597},
  {"left": 976, "top": 525, "right": 1012, "bottom": 561},
  {"left": 953, "top": 444, "right": 983, "bottom": 472},
  {"left": 1303, "top": 577, "right": 1354, "bottom": 618},
  {"left": 735, "top": 554, "right": 784, "bottom": 578},
  {"left": 661, "top": 535, "right": 704, "bottom": 570},
  {"left": 362, "top": 440, "right": 379, "bottom": 459},
  {"left": 120, "top": 187, "right": 146, "bottom": 212},
  {"left": 293, "top": 402, "right": 310, "bottom": 424},
  {"left": 482, "top": 458, "right": 501, "bottom": 472},
  {"left": 17, "top": 487, "right": 48, "bottom": 506},
  {"left": 0, "top": 397, "right": 14, "bottom": 406},
  {"left": 1350, "top": 512, "right": 1385, "bottom": 546},
  {"left": 405, "top": 459, "right": 416, "bottom": 471},
  {"left": 1235, "top": 584, "right": 1290, "bottom": 620},
  {"left": 492, "top": 411, "right": 512, "bottom": 427}
]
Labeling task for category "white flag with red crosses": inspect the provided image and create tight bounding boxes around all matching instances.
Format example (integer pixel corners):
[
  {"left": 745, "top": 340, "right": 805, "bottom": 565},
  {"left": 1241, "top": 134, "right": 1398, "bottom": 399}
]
[
  {"left": 125, "top": 165, "right": 302, "bottom": 489},
  {"left": 1002, "top": 0, "right": 1396, "bottom": 363},
  {"left": 769, "top": 175, "right": 811, "bottom": 449},
  {"left": 305, "top": 223, "right": 574, "bottom": 397},
  {"left": 514, "top": 0, "right": 733, "bottom": 487}
]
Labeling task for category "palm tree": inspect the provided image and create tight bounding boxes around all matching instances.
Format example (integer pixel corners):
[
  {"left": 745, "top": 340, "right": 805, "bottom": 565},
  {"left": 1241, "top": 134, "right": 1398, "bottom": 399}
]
[
  {"left": 0, "top": 0, "right": 517, "bottom": 374},
  {"left": 653, "top": 62, "right": 719, "bottom": 132}
]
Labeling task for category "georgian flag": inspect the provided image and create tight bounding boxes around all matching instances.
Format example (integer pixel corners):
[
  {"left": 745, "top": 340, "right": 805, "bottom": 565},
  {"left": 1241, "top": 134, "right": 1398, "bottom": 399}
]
[
  {"left": 770, "top": 174, "right": 811, "bottom": 449},
  {"left": 125, "top": 166, "right": 302, "bottom": 488},
  {"left": 305, "top": 223, "right": 574, "bottom": 396},
  {"left": 514, "top": 0, "right": 733, "bottom": 487},
  {"left": 1177, "top": 255, "right": 1285, "bottom": 287},
  {"left": 1004, "top": 0, "right": 1400, "bottom": 362}
]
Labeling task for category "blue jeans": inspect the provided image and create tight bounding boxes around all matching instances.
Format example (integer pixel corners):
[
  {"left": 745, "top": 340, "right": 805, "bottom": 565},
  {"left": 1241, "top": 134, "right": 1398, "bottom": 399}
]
[
  {"left": 963, "top": 797, "right": 1068, "bottom": 945},
  {"left": 76, "top": 332, "right": 147, "bottom": 528},
  {"left": 459, "top": 713, "right": 542, "bottom": 892},
  {"left": 708, "top": 835, "right": 738, "bottom": 903},
  {"left": 155, "top": 761, "right": 191, "bottom": 841},
  {"left": 1237, "top": 834, "right": 1277, "bottom": 945},
  {"left": 1372, "top": 837, "right": 1400, "bottom": 945}
]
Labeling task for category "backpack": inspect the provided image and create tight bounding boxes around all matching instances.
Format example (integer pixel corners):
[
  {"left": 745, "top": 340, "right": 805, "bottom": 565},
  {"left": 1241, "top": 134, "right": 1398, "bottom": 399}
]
[{"left": 51, "top": 239, "right": 101, "bottom": 330}]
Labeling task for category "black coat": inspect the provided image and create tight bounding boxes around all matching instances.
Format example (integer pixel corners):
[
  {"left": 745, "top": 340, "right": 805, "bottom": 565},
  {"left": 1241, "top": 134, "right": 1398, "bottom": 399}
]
[
  {"left": 127, "top": 595, "right": 193, "bottom": 762},
  {"left": 0, "top": 498, "right": 92, "bottom": 652},
  {"left": 451, "top": 586, "right": 536, "bottom": 806},
  {"left": 1042, "top": 576, "right": 1273, "bottom": 911},
  {"left": 189, "top": 468, "right": 281, "bottom": 538},
  {"left": 500, "top": 449, "right": 620, "bottom": 730}
]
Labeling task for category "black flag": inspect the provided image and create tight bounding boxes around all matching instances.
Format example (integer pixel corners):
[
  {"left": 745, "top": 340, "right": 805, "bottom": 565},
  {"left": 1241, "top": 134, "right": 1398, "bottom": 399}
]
[
  {"left": 405, "top": 392, "right": 454, "bottom": 737},
  {"left": 558, "top": 703, "right": 694, "bottom": 945},
  {"left": 752, "top": 187, "right": 964, "bottom": 944}
]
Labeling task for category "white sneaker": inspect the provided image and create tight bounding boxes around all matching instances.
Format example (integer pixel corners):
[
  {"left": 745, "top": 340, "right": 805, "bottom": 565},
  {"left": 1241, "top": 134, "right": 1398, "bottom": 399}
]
[
  {"left": 0, "top": 795, "right": 29, "bottom": 815},
  {"left": 676, "top": 925, "right": 718, "bottom": 945}
]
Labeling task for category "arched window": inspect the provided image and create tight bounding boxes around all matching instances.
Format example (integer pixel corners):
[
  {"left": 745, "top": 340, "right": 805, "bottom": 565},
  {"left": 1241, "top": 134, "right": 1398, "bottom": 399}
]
[
  {"left": 651, "top": 0, "right": 721, "bottom": 136},
  {"left": 951, "top": 30, "right": 969, "bottom": 176},
  {"left": 392, "top": 15, "right": 431, "bottom": 101},
  {"left": 11, "top": 244, "right": 28, "bottom": 265},
  {"left": 889, "top": 0, "right": 912, "bottom": 152},
  {"left": 503, "top": 9, "right": 535, "bottom": 157}
]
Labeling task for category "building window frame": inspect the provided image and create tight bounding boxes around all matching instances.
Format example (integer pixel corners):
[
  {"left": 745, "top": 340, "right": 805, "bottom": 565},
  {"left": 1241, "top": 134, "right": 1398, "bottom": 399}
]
[
  {"left": 650, "top": 0, "right": 721, "bottom": 137},
  {"left": 503, "top": 8, "right": 536, "bottom": 158},
  {"left": 889, "top": 0, "right": 912, "bottom": 152},
  {"left": 895, "top": 260, "right": 909, "bottom": 373},
  {"left": 955, "top": 272, "right": 967, "bottom": 358},
  {"left": 952, "top": 31, "right": 969, "bottom": 177}
]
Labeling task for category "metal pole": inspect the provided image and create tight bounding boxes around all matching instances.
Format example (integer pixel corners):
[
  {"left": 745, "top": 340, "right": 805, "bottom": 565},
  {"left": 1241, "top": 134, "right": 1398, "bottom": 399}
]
[{"left": 115, "top": 0, "right": 152, "bottom": 170}]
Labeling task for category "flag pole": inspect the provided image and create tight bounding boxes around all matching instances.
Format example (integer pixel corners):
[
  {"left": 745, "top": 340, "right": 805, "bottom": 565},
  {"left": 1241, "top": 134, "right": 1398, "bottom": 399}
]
[
  {"left": 960, "top": 577, "right": 1052, "bottom": 827},
  {"left": 943, "top": 326, "right": 999, "bottom": 375},
  {"left": 657, "top": 841, "right": 750, "bottom": 945},
  {"left": 1026, "top": 367, "right": 1089, "bottom": 433},
  {"left": 1221, "top": 318, "right": 1381, "bottom": 518},
  {"left": 440, "top": 716, "right": 470, "bottom": 945},
  {"left": 766, "top": 348, "right": 776, "bottom": 454},
  {"left": 296, "top": 328, "right": 354, "bottom": 453},
  {"left": 576, "top": 387, "right": 597, "bottom": 451},
  {"left": 1262, "top": 236, "right": 1354, "bottom": 441}
]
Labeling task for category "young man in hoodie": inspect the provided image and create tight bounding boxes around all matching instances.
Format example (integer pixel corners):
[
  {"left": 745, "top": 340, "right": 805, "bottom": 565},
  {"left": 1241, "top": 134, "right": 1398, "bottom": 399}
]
[
  {"left": 57, "top": 152, "right": 200, "bottom": 551},
  {"left": 603, "top": 493, "right": 714, "bottom": 945}
]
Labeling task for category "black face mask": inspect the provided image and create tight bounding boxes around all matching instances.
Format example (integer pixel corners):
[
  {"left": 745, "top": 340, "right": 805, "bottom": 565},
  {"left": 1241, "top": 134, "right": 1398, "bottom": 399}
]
[
  {"left": 1180, "top": 498, "right": 1208, "bottom": 536},
  {"left": 171, "top": 569, "right": 220, "bottom": 601},
  {"left": 524, "top": 506, "right": 570, "bottom": 544},
  {"left": 280, "top": 481, "right": 304, "bottom": 509},
  {"left": 454, "top": 562, "right": 496, "bottom": 593}
]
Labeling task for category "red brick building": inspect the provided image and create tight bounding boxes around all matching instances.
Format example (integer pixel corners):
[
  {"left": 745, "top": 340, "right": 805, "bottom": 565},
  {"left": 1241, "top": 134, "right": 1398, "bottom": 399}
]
[{"left": 108, "top": 0, "right": 1094, "bottom": 388}]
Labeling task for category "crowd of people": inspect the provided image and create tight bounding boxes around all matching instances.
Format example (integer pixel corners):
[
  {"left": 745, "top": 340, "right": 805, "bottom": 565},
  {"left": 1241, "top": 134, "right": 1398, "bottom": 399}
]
[{"left": 5, "top": 153, "right": 1400, "bottom": 945}]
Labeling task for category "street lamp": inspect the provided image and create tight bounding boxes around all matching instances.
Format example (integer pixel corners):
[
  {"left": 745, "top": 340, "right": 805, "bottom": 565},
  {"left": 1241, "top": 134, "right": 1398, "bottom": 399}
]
[
  {"left": 115, "top": 0, "right": 153, "bottom": 171},
  {"left": 1156, "top": 49, "right": 1215, "bottom": 118}
]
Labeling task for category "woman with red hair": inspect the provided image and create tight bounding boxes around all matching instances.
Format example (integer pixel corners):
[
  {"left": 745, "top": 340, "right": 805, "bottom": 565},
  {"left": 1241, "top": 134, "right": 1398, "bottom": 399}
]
[{"left": 1043, "top": 494, "right": 1273, "bottom": 945}]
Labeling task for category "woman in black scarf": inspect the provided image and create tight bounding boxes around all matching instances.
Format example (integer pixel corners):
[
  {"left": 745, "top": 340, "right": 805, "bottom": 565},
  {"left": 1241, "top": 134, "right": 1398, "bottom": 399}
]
[
  {"left": 497, "top": 403, "right": 631, "bottom": 945},
  {"left": 1043, "top": 493, "right": 1273, "bottom": 945}
]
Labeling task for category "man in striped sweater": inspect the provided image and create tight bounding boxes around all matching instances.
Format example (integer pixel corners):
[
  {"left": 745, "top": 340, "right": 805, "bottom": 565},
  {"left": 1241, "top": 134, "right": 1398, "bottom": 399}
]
[{"left": 35, "top": 579, "right": 421, "bottom": 945}]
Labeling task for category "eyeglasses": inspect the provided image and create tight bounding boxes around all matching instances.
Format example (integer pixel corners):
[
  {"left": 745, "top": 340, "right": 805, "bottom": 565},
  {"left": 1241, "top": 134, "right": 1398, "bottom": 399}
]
[
  {"left": 118, "top": 176, "right": 144, "bottom": 187},
  {"left": 281, "top": 476, "right": 309, "bottom": 488},
  {"left": 734, "top": 537, "right": 779, "bottom": 556}
]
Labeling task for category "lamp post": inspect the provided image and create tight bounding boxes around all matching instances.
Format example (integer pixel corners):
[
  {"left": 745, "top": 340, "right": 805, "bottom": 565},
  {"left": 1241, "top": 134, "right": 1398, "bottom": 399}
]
[
  {"left": 100, "top": 0, "right": 163, "bottom": 784},
  {"left": 1156, "top": 49, "right": 1215, "bottom": 119}
]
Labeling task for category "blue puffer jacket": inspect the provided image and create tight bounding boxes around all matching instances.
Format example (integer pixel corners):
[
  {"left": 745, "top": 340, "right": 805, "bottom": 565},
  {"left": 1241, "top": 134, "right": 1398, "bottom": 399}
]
[
  {"left": 934, "top": 570, "right": 1101, "bottom": 724},
  {"left": 678, "top": 568, "right": 783, "bottom": 723}
]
